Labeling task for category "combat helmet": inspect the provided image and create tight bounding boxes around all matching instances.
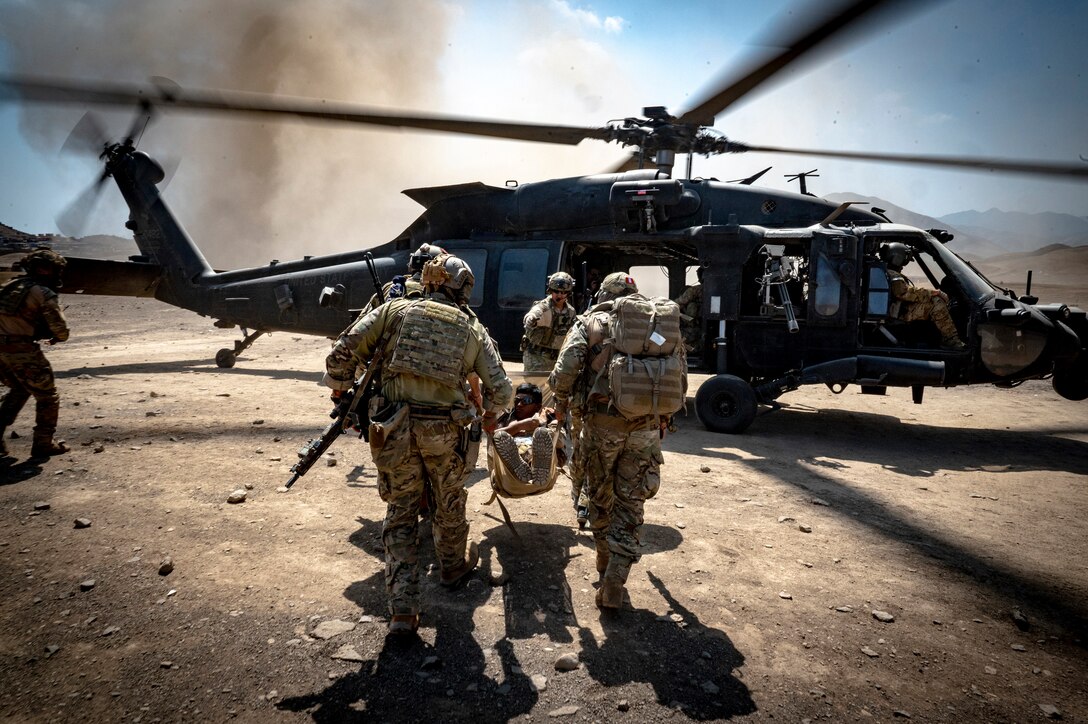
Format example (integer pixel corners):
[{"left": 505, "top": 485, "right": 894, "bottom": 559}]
[
  {"left": 421, "top": 253, "right": 475, "bottom": 304},
  {"left": 879, "top": 242, "right": 913, "bottom": 271},
  {"left": 19, "top": 248, "right": 67, "bottom": 274},
  {"left": 408, "top": 243, "right": 445, "bottom": 274},
  {"left": 546, "top": 271, "right": 575, "bottom": 294},
  {"left": 595, "top": 271, "right": 638, "bottom": 303}
]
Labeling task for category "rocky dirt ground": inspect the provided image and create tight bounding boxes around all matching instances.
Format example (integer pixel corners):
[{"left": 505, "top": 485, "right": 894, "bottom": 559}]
[{"left": 1, "top": 294, "right": 1086, "bottom": 723}]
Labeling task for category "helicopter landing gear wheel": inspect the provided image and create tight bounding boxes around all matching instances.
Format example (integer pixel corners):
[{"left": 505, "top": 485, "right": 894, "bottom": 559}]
[
  {"left": 695, "top": 374, "right": 758, "bottom": 434},
  {"left": 214, "top": 328, "right": 267, "bottom": 368},
  {"left": 215, "top": 349, "right": 237, "bottom": 368},
  {"left": 1052, "top": 363, "right": 1088, "bottom": 401}
]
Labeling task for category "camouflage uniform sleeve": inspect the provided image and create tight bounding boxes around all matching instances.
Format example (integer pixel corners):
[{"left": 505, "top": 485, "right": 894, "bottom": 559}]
[
  {"left": 889, "top": 275, "right": 931, "bottom": 304},
  {"left": 38, "top": 288, "right": 69, "bottom": 342},
  {"left": 323, "top": 305, "right": 387, "bottom": 391},
  {"left": 548, "top": 317, "right": 589, "bottom": 403},
  {"left": 523, "top": 299, "right": 546, "bottom": 329},
  {"left": 471, "top": 324, "right": 513, "bottom": 412}
]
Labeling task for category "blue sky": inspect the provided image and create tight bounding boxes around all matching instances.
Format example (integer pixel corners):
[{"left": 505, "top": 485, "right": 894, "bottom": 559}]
[{"left": 0, "top": 0, "right": 1085, "bottom": 264}]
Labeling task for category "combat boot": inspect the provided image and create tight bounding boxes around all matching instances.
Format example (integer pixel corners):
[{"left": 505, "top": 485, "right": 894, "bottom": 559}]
[
  {"left": 595, "top": 575, "right": 625, "bottom": 610},
  {"left": 530, "top": 427, "right": 553, "bottom": 486},
  {"left": 440, "top": 541, "right": 479, "bottom": 587},
  {"left": 30, "top": 439, "right": 69, "bottom": 459},
  {"left": 388, "top": 613, "right": 420, "bottom": 636},
  {"left": 594, "top": 537, "right": 610, "bottom": 575},
  {"left": 941, "top": 336, "right": 966, "bottom": 351}
]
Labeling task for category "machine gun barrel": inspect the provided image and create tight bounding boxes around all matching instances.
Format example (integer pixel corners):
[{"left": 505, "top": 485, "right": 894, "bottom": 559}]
[{"left": 774, "top": 280, "right": 800, "bottom": 334}]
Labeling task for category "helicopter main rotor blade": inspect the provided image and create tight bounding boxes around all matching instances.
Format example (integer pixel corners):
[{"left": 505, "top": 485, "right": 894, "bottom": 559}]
[
  {"left": 56, "top": 170, "right": 110, "bottom": 238},
  {"left": 736, "top": 143, "right": 1088, "bottom": 180},
  {"left": 678, "top": 0, "right": 940, "bottom": 126},
  {"left": 59, "top": 111, "right": 110, "bottom": 158},
  {"left": 0, "top": 75, "right": 611, "bottom": 146}
]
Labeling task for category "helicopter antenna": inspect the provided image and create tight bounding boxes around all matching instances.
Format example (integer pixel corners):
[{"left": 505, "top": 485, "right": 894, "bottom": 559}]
[{"left": 785, "top": 169, "right": 819, "bottom": 196}]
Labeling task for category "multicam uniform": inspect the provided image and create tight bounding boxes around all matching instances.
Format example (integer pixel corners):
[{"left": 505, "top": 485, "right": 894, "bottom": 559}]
[
  {"left": 675, "top": 282, "right": 703, "bottom": 353},
  {"left": 358, "top": 275, "right": 425, "bottom": 317},
  {"left": 325, "top": 295, "right": 511, "bottom": 617},
  {"left": 0, "top": 276, "right": 69, "bottom": 455},
  {"left": 550, "top": 302, "right": 687, "bottom": 599},
  {"left": 887, "top": 269, "right": 960, "bottom": 342},
  {"left": 521, "top": 297, "right": 577, "bottom": 373}
]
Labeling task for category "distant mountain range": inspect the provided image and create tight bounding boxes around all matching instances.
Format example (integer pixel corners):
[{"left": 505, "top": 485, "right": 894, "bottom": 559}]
[{"left": 826, "top": 193, "right": 1088, "bottom": 259}]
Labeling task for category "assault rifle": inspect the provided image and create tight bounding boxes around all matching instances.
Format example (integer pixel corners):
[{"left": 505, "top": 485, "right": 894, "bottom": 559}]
[{"left": 285, "top": 253, "right": 386, "bottom": 489}]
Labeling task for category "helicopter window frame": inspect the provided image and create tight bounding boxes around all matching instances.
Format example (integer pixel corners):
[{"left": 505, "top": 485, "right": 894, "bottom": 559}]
[{"left": 454, "top": 248, "right": 488, "bottom": 308}]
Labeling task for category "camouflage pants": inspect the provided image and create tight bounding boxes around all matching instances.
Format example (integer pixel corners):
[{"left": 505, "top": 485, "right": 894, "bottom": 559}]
[
  {"left": 0, "top": 345, "right": 60, "bottom": 442},
  {"left": 568, "top": 409, "right": 587, "bottom": 508},
  {"left": 900, "top": 295, "right": 958, "bottom": 340},
  {"left": 582, "top": 413, "right": 662, "bottom": 577},
  {"left": 371, "top": 416, "right": 469, "bottom": 616},
  {"left": 522, "top": 348, "right": 559, "bottom": 376}
]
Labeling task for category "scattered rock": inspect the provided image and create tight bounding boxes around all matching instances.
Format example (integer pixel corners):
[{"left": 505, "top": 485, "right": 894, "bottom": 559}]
[
  {"left": 778, "top": 592, "right": 793, "bottom": 600},
  {"left": 160, "top": 661, "right": 174, "bottom": 668},
  {"left": 985, "top": 666, "right": 997, "bottom": 675},
  {"left": 244, "top": 483, "right": 255, "bottom": 490},
  {"left": 554, "top": 653, "right": 580, "bottom": 671},
  {"left": 33, "top": 501, "right": 50, "bottom": 511},
  {"left": 93, "top": 445, "right": 105, "bottom": 454},
  {"left": 798, "top": 524, "right": 812, "bottom": 533},
  {"left": 529, "top": 674, "right": 547, "bottom": 692},
  {"left": 835, "top": 606, "right": 853, "bottom": 613},
  {"left": 45, "top": 644, "right": 60, "bottom": 657},
  {"left": 312, "top": 619, "right": 356, "bottom": 640},
  {"left": 701, "top": 680, "right": 720, "bottom": 694},
  {"left": 421, "top": 656, "right": 441, "bottom": 670},
  {"left": 73, "top": 518, "right": 92, "bottom": 529},
  {"left": 331, "top": 644, "right": 365, "bottom": 662},
  {"left": 1011, "top": 609, "right": 1030, "bottom": 631},
  {"left": 325, "top": 455, "right": 338, "bottom": 468},
  {"left": 489, "top": 567, "right": 510, "bottom": 586},
  {"left": 861, "top": 647, "right": 879, "bottom": 658},
  {"left": 872, "top": 610, "right": 895, "bottom": 623},
  {"left": 79, "top": 579, "right": 96, "bottom": 592},
  {"left": 617, "top": 700, "right": 630, "bottom": 712},
  {"left": 158, "top": 557, "right": 174, "bottom": 576},
  {"left": 892, "top": 711, "right": 912, "bottom": 719},
  {"left": 227, "top": 490, "right": 247, "bottom": 504},
  {"left": 252, "top": 419, "right": 265, "bottom": 425},
  {"left": 1038, "top": 704, "right": 1062, "bottom": 719},
  {"left": 548, "top": 705, "right": 580, "bottom": 718},
  {"left": 101, "top": 626, "right": 120, "bottom": 636},
  {"left": 1011, "top": 644, "right": 1027, "bottom": 652},
  {"left": 811, "top": 497, "right": 830, "bottom": 506},
  {"left": 777, "top": 516, "right": 795, "bottom": 523},
  {"left": 699, "top": 466, "right": 711, "bottom": 473}
]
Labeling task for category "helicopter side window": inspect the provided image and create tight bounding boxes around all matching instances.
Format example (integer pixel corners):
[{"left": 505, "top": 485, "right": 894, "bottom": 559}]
[
  {"left": 498, "top": 248, "right": 549, "bottom": 308},
  {"left": 813, "top": 251, "right": 841, "bottom": 317},
  {"left": 865, "top": 263, "right": 891, "bottom": 317}
]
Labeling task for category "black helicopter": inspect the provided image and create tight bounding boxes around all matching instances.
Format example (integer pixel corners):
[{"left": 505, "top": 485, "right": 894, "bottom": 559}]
[{"left": 1, "top": 0, "right": 1085, "bottom": 432}]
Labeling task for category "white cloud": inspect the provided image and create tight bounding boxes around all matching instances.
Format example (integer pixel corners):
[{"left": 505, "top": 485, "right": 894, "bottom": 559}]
[{"left": 550, "top": 0, "right": 624, "bottom": 34}]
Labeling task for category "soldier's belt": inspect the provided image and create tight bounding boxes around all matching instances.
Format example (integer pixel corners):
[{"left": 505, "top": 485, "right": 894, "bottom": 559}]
[
  {"left": 408, "top": 404, "right": 454, "bottom": 420},
  {"left": 526, "top": 344, "right": 560, "bottom": 357}
]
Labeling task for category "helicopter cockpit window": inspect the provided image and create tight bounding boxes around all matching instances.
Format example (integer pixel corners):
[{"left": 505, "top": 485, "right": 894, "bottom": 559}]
[{"left": 498, "top": 248, "right": 549, "bottom": 308}]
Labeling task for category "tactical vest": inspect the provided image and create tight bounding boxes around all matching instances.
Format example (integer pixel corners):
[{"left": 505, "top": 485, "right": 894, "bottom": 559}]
[
  {"left": 524, "top": 300, "right": 576, "bottom": 350},
  {"left": 601, "top": 294, "right": 685, "bottom": 420},
  {"left": 385, "top": 299, "right": 473, "bottom": 387}
]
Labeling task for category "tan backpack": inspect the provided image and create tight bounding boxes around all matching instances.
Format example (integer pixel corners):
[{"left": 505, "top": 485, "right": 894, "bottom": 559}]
[{"left": 603, "top": 294, "right": 686, "bottom": 420}]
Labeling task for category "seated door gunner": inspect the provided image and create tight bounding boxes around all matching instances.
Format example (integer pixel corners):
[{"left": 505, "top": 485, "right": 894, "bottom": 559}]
[{"left": 879, "top": 242, "right": 966, "bottom": 351}]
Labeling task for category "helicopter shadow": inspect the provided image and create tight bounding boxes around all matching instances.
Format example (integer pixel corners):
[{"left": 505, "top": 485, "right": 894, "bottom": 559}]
[
  {"left": 58, "top": 359, "right": 320, "bottom": 382},
  {"left": 674, "top": 404, "right": 1088, "bottom": 477},
  {"left": 576, "top": 571, "right": 755, "bottom": 720},
  {"left": 673, "top": 407, "right": 1088, "bottom": 639},
  {"left": 279, "top": 516, "right": 537, "bottom": 722}
]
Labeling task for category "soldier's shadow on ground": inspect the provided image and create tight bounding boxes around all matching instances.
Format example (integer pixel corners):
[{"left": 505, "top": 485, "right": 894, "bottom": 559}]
[
  {"left": 578, "top": 572, "right": 756, "bottom": 720},
  {"left": 278, "top": 516, "right": 539, "bottom": 722},
  {"left": 58, "top": 361, "right": 319, "bottom": 382},
  {"left": 0, "top": 458, "right": 43, "bottom": 485}
]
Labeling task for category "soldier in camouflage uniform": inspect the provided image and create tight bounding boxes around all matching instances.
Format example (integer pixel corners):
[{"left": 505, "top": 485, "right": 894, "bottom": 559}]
[
  {"left": 550, "top": 272, "right": 688, "bottom": 610},
  {"left": 325, "top": 253, "right": 512, "bottom": 634},
  {"left": 521, "top": 272, "right": 577, "bottom": 373},
  {"left": 880, "top": 242, "right": 965, "bottom": 350},
  {"left": 357, "top": 243, "right": 444, "bottom": 318},
  {"left": 0, "top": 249, "right": 71, "bottom": 460},
  {"left": 674, "top": 267, "right": 704, "bottom": 353}
]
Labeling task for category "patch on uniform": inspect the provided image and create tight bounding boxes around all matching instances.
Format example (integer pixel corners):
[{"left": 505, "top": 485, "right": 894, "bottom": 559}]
[{"left": 386, "top": 300, "right": 471, "bottom": 386}]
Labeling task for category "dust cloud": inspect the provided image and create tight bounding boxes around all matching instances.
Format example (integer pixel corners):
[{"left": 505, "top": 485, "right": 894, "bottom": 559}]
[{"left": 1, "top": 0, "right": 456, "bottom": 268}]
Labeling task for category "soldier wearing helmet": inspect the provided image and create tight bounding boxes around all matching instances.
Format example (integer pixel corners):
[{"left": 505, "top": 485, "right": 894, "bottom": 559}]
[
  {"left": 879, "top": 242, "right": 965, "bottom": 351},
  {"left": 521, "top": 271, "right": 577, "bottom": 374},
  {"left": 358, "top": 243, "right": 445, "bottom": 317},
  {"left": 0, "top": 249, "right": 71, "bottom": 460},
  {"left": 324, "top": 252, "right": 512, "bottom": 635},
  {"left": 550, "top": 271, "right": 687, "bottom": 610}
]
